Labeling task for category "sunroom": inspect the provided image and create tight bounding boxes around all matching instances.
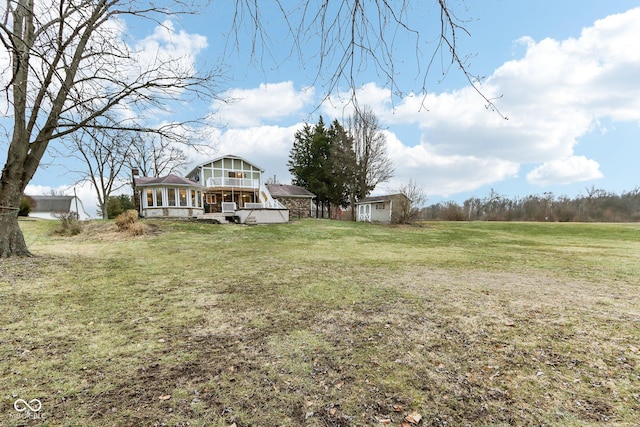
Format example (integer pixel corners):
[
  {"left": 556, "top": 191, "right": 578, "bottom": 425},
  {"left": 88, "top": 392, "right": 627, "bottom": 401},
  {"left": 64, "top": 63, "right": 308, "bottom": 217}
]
[{"left": 134, "top": 174, "right": 204, "bottom": 218}]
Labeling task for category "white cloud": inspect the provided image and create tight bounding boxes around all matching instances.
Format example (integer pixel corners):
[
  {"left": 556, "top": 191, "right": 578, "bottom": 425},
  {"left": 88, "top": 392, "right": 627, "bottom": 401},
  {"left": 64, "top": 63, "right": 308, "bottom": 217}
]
[
  {"left": 214, "top": 82, "right": 314, "bottom": 127},
  {"left": 134, "top": 20, "right": 208, "bottom": 75},
  {"left": 148, "top": 7, "right": 640, "bottom": 197},
  {"left": 334, "top": 7, "right": 640, "bottom": 193},
  {"left": 383, "top": 132, "right": 520, "bottom": 197},
  {"left": 526, "top": 156, "right": 603, "bottom": 186}
]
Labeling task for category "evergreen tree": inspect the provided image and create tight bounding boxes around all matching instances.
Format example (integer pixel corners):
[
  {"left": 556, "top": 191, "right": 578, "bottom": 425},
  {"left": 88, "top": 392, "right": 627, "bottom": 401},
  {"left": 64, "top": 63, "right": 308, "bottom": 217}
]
[
  {"left": 327, "top": 120, "right": 355, "bottom": 211},
  {"left": 288, "top": 117, "right": 333, "bottom": 216},
  {"left": 289, "top": 112, "right": 393, "bottom": 219},
  {"left": 288, "top": 123, "right": 315, "bottom": 188}
]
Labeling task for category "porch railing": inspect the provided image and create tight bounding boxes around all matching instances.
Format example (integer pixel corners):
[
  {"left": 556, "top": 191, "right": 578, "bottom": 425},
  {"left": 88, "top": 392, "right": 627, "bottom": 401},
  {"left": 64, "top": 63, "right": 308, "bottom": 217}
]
[
  {"left": 221, "top": 202, "right": 237, "bottom": 213},
  {"left": 205, "top": 177, "right": 259, "bottom": 189}
]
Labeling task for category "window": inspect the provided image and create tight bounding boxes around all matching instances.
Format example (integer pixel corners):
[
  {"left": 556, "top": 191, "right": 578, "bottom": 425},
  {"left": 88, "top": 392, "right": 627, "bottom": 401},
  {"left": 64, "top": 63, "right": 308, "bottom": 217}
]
[
  {"left": 167, "top": 188, "right": 176, "bottom": 206},
  {"left": 146, "top": 190, "right": 153, "bottom": 207},
  {"left": 155, "top": 188, "right": 163, "bottom": 206},
  {"left": 179, "top": 189, "right": 187, "bottom": 206},
  {"left": 376, "top": 202, "right": 386, "bottom": 210}
]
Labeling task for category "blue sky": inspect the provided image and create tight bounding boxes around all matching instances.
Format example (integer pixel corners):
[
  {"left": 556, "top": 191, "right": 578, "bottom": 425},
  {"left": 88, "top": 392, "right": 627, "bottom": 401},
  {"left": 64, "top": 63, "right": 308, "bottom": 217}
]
[{"left": 6, "top": 1, "right": 640, "bottom": 216}]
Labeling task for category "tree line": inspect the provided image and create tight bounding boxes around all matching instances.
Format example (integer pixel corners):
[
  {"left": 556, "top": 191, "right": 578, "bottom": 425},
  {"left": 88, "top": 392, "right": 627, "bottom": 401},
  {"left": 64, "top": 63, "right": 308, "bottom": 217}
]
[
  {"left": 421, "top": 187, "right": 640, "bottom": 222},
  {"left": 287, "top": 107, "right": 394, "bottom": 219}
]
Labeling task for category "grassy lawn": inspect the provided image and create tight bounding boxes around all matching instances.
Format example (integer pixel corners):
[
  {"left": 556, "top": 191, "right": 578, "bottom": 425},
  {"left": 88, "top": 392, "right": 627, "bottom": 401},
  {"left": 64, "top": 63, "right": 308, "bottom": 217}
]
[{"left": 2, "top": 219, "right": 639, "bottom": 426}]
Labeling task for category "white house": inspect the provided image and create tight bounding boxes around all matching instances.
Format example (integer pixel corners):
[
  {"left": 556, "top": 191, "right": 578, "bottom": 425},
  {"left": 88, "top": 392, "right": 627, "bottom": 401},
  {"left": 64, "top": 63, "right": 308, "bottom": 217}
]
[{"left": 134, "top": 155, "right": 289, "bottom": 224}]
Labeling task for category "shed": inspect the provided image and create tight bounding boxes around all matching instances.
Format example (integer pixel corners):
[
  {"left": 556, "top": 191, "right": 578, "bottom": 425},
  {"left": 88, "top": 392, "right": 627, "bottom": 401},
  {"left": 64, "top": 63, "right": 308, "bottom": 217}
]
[{"left": 354, "top": 194, "right": 410, "bottom": 224}]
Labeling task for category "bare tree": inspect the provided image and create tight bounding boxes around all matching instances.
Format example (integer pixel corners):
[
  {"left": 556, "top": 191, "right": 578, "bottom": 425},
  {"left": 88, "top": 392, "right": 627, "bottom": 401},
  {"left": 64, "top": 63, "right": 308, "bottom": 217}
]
[
  {"left": 128, "top": 134, "right": 189, "bottom": 178},
  {"left": 0, "top": 0, "right": 218, "bottom": 257},
  {"left": 345, "top": 106, "right": 395, "bottom": 218},
  {"left": 1, "top": 1, "right": 486, "bottom": 256},
  {"left": 396, "top": 179, "right": 428, "bottom": 224},
  {"left": 67, "top": 119, "right": 132, "bottom": 220},
  {"left": 232, "top": 1, "right": 503, "bottom": 114}
]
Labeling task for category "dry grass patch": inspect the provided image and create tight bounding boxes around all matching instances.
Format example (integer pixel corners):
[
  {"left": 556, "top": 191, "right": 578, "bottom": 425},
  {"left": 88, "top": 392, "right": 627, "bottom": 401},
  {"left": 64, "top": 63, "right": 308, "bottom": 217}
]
[{"left": 66, "top": 217, "right": 159, "bottom": 241}]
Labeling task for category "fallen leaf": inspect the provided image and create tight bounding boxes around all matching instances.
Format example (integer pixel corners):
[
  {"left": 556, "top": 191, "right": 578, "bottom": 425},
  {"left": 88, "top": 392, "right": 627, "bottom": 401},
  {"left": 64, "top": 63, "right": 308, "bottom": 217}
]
[
  {"left": 377, "top": 418, "right": 391, "bottom": 425},
  {"left": 329, "top": 407, "right": 337, "bottom": 416},
  {"left": 405, "top": 411, "right": 422, "bottom": 424},
  {"left": 158, "top": 395, "right": 171, "bottom": 401},
  {"left": 393, "top": 404, "right": 404, "bottom": 412}
]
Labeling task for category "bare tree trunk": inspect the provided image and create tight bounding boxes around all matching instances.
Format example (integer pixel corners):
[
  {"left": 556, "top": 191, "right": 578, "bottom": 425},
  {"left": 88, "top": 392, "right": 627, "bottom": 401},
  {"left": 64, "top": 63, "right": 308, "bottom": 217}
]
[
  {"left": 0, "top": 191, "right": 30, "bottom": 257},
  {"left": 350, "top": 193, "right": 357, "bottom": 221}
]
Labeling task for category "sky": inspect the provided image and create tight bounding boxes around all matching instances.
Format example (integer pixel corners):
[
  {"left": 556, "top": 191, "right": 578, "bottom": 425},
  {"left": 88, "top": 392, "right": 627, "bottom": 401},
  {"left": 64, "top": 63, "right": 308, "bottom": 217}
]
[{"left": 4, "top": 1, "right": 640, "bottom": 218}]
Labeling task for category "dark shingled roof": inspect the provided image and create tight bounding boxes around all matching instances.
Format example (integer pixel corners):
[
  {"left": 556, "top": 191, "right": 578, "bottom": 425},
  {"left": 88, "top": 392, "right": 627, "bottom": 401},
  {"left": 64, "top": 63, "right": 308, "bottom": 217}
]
[
  {"left": 28, "top": 195, "right": 74, "bottom": 213},
  {"left": 266, "top": 184, "right": 316, "bottom": 198},
  {"left": 134, "top": 174, "right": 202, "bottom": 187}
]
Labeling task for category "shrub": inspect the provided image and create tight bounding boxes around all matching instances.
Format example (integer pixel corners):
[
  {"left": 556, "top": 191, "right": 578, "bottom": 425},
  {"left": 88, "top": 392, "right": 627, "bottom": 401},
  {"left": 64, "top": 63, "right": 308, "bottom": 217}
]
[
  {"left": 127, "top": 222, "right": 149, "bottom": 236},
  {"left": 19, "top": 195, "right": 36, "bottom": 216},
  {"left": 54, "top": 212, "right": 82, "bottom": 236},
  {"left": 107, "top": 197, "right": 123, "bottom": 219},
  {"left": 115, "top": 209, "right": 139, "bottom": 231},
  {"left": 439, "top": 201, "right": 465, "bottom": 221},
  {"left": 107, "top": 194, "right": 135, "bottom": 219},
  {"left": 114, "top": 209, "right": 148, "bottom": 236}
]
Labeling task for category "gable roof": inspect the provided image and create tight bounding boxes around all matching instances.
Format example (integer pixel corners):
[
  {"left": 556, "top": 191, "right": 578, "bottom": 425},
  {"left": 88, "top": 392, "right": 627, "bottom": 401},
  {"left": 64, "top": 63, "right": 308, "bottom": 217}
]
[
  {"left": 134, "top": 174, "right": 202, "bottom": 188},
  {"left": 354, "top": 193, "right": 410, "bottom": 204},
  {"left": 266, "top": 184, "right": 316, "bottom": 198},
  {"left": 185, "top": 154, "right": 265, "bottom": 178},
  {"left": 28, "top": 195, "right": 74, "bottom": 213}
]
